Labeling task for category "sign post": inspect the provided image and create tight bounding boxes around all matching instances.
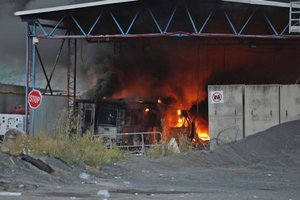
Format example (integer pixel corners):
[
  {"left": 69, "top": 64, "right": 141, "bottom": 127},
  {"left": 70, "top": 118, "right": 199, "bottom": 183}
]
[
  {"left": 27, "top": 89, "right": 42, "bottom": 136},
  {"left": 28, "top": 89, "right": 43, "bottom": 109}
]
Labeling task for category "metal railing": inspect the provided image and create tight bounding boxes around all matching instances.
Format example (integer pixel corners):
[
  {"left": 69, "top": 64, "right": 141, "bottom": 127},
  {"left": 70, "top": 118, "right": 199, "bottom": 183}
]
[
  {"left": 93, "top": 131, "right": 163, "bottom": 155},
  {"left": 289, "top": 1, "right": 300, "bottom": 33}
]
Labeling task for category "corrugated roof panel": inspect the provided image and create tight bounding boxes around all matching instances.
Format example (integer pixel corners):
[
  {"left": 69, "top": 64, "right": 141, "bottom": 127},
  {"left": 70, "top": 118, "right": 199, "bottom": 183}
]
[
  {"left": 14, "top": 0, "right": 138, "bottom": 16},
  {"left": 14, "top": 0, "right": 294, "bottom": 18},
  {"left": 222, "top": 0, "right": 290, "bottom": 7}
]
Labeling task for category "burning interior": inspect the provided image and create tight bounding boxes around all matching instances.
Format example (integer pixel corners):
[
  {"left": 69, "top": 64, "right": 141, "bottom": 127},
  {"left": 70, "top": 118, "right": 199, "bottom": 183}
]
[{"left": 76, "top": 38, "right": 300, "bottom": 149}]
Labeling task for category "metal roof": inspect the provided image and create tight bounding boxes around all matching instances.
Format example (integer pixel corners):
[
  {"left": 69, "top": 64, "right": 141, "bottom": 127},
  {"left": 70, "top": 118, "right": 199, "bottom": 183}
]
[
  {"left": 14, "top": 0, "right": 293, "bottom": 17},
  {"left": 222, "top": 0, "right": 290, "bottom": 7},
  {"left": 14, "top": 0, "right": 138, "bottom": 16}
]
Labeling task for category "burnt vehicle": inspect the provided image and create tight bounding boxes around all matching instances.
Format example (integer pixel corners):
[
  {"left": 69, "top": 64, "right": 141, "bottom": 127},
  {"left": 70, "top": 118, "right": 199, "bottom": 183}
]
[
  {"left": 75, "top": 99, "right": 162, "bottom": 146},
  {"left": 75, "top": 98, "right": 209, "bottom": 149}
]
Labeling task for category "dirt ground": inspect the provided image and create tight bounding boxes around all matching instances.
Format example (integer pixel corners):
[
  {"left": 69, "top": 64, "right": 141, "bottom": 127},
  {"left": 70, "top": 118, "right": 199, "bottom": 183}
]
[{"left": 0, "top": 120, "right": 300, "bottom": 200}]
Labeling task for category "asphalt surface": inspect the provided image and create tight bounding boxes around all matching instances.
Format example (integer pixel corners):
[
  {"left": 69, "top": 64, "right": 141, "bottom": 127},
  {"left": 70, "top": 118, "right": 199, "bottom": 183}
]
[{"left": 0, "top": 120, "right": 299, "bottom": 200}]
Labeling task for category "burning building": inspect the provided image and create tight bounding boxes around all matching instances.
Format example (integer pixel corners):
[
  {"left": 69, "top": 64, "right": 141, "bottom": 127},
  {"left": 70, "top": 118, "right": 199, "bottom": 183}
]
[{"left": 14, "top": 0, "right": 300, "bottom": 140}]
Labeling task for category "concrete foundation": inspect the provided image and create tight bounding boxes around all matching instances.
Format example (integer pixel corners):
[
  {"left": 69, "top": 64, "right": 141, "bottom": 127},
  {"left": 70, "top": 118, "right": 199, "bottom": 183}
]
[
  {"left": 208, "top": 85, "right": 243, "bottom": 149},
  {"left": 280, "top": 84, "right": 300, "bottom": 123},
  {"left": 244, "top": 85, "right": 280, "bottom": 137}
]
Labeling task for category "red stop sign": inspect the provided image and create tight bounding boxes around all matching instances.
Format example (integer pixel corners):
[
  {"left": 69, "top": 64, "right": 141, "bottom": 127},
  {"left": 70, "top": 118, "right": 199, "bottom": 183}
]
[{"left": 28, "top": 89, "right": 43, "bottom": 109}]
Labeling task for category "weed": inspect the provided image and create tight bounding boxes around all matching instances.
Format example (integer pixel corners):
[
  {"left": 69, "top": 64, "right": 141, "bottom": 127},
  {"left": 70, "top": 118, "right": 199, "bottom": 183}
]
[
  {"left": 6, "top": 109, "right": 124, "bottom": 168},
  {"left": 178, "top": 134, "right": 193, "bottom": 152}
]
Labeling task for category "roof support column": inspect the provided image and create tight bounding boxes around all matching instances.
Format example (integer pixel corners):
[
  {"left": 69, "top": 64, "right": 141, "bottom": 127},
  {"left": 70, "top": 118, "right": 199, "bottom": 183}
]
[
  {"left": 25, "top": 22, "right": 37, "bottom": 136},
  {"left": 25, "top": 23, "right": 31, "bottom": 135},
  {"left": 31, "top": 23, "right": 37, "bottom": 137},
  {"left": 67, "top": 38, "right": 77, "bottom": 108}
]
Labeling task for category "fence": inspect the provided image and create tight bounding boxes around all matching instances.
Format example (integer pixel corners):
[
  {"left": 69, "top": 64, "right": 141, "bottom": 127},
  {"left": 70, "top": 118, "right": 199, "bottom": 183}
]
[{"left": 93, "top": 131, "right": 163, "bottom": 154}]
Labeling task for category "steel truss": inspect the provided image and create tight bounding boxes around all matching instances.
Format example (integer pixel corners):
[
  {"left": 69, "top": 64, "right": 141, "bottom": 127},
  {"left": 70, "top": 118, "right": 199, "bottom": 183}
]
[{"left": 26, "top": 1, "right": 298, "bottom": 40}]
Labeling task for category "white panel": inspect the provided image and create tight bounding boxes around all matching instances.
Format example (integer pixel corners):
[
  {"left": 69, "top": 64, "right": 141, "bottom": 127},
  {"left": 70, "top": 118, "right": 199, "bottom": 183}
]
[
  {"left": 0, "top": 114, "right": 25, "bottom": 135},
  {"left": 280, "top": 85, "right": 300, "bottom": 123},
  {"left": 244, "top": 85, "right": 279, "bottom": 137},
  {"left": 208, "top": 85, "right": 244, "bottom": 149}
]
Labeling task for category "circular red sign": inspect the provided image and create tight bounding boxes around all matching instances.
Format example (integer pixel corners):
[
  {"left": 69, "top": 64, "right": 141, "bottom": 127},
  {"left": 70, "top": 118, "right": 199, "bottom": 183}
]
[
  {"left": 211, "top": 92, "right": 223, "bottom": 103},
  {"left": 28, "top": 89, "right": 42, "bottom": 109}
]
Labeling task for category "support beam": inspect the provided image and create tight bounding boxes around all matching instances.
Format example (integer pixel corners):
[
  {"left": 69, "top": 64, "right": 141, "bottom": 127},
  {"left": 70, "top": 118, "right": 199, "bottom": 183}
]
[
  {"left": 26, "top": 2, "right": 298, "bottom": 39},
  {"left": 36, "top": 47, "right": 53, "bottom": 95}
]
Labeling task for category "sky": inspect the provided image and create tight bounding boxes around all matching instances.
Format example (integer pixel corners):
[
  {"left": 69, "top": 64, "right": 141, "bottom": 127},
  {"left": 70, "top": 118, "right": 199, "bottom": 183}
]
[
  {"left": 1, "top": 0, "right": 299, "bottom": 94},
  {"left": 0, "top": 0, "right": 98, "bottom": 89}
]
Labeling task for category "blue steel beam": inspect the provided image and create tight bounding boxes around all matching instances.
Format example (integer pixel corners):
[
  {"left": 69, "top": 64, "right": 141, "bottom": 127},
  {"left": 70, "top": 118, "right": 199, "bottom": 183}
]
[
  {"left": 264, "top": 14, "right": 279, "bottom": 36},
  {"left": 126, "top": 10, "right": 141, "bottom": 34},
  {"left": 280, "top": 23, "right": 289, "bottom": 36},
  {"left": 36, "top": 19, "right": 49, "bottom": 36},
  {"left": 49, "top": 16, "right": 66, "bottom": 36},
  {"left": 238, "top": 10, "right": 255, "bottom": 35},
  {"left": 148, "top": 9, "right": 163, "bottom": 34},
  {"left": 71, "top": 14, "right": 87, "bottom": 36},
  {"left": 87, "top": 13, "right": 103, "bottom": 35},
  {"left": 164, "top": 6, "right": 177, "bottom": 33},
  {"left": 25, "top": 24, "right": 30, "bottom": 134},
  {"left": 199, "top": 11, "right": 213, "bottom": 34},
  {"left": 31, "top": 23, "right": 37, "bottom": 136},
  {"left": 110, "top": 11, "right": 125, "bottom": 35},
  {"left": 224, "top": 11, "right": 238, "bottom": 35},
  {"left": 185, "top": 6, "right": 198, "bottom": 33}
]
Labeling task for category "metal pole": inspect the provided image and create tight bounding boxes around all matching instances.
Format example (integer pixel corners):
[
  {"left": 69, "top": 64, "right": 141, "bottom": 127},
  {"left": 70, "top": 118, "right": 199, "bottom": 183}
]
[
  {"left": 196, "top": 42, "right": 200, "bottom": 115},
  {"left": 67, "top": 38, "right": 71, "bottom": 102},
  {"left": 31, "top": 23, "right": 37, "bottom": 137},
  {"left": 73, "top": 39, "right": 77, "bottom": 104},
  {"left": 25, "top": 24, "right": 30, "bottom": 134},
  {"left": 141, "top": 133, "right": 145, "bottom": 154}
]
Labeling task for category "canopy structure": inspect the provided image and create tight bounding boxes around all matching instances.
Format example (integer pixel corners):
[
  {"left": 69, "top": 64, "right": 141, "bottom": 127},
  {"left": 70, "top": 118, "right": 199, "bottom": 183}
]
[
  {"left": 15, "top": 0, "right": 299, "bottom": 39},
  {"left": 15, "top": 0, "right": 300, "bottom": 134}
]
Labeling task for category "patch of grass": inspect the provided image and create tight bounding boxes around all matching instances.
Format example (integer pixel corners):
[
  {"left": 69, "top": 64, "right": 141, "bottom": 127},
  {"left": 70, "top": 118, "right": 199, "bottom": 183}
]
[
  {"left": 146, "top": 143, "right": 171, "bottom": 158},
  {"left": 7, "top": 109, "right": 124, "bottom": 168}
]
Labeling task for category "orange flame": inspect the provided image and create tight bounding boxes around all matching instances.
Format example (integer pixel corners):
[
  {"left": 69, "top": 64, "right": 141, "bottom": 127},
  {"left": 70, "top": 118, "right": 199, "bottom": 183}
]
[{"left": 195, "top": 119, "right": 210, "bottom": 141}]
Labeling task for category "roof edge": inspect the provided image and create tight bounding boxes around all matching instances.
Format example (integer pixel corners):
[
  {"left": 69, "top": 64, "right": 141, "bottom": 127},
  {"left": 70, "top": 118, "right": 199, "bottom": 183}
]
[
  {"left": 15, "top": 0, "right": 138, "bottom": 16},
  {"left": 222, "top": 0, "right": 290, "bottom": 8}
]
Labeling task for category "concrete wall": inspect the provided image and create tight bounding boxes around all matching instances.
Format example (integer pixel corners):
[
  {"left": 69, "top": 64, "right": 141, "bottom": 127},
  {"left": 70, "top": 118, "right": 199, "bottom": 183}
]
[
  {"left": 280, "top": 85, "right": 300, "bottom": 123},
  {"left": 34, "top": 95, "right": 69, "bottom": 135},
  {"left": 0, "top": 84, "right": 25, "bottom": 113},
  {"left": 208, "top": 84, "right": 300, "bottom": 149},
  {"left": 208, "top": 85, "right": 243, "bottom": 149},
  {"left": 244, "top": 85, "right": 280, "bottom": 137}
]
